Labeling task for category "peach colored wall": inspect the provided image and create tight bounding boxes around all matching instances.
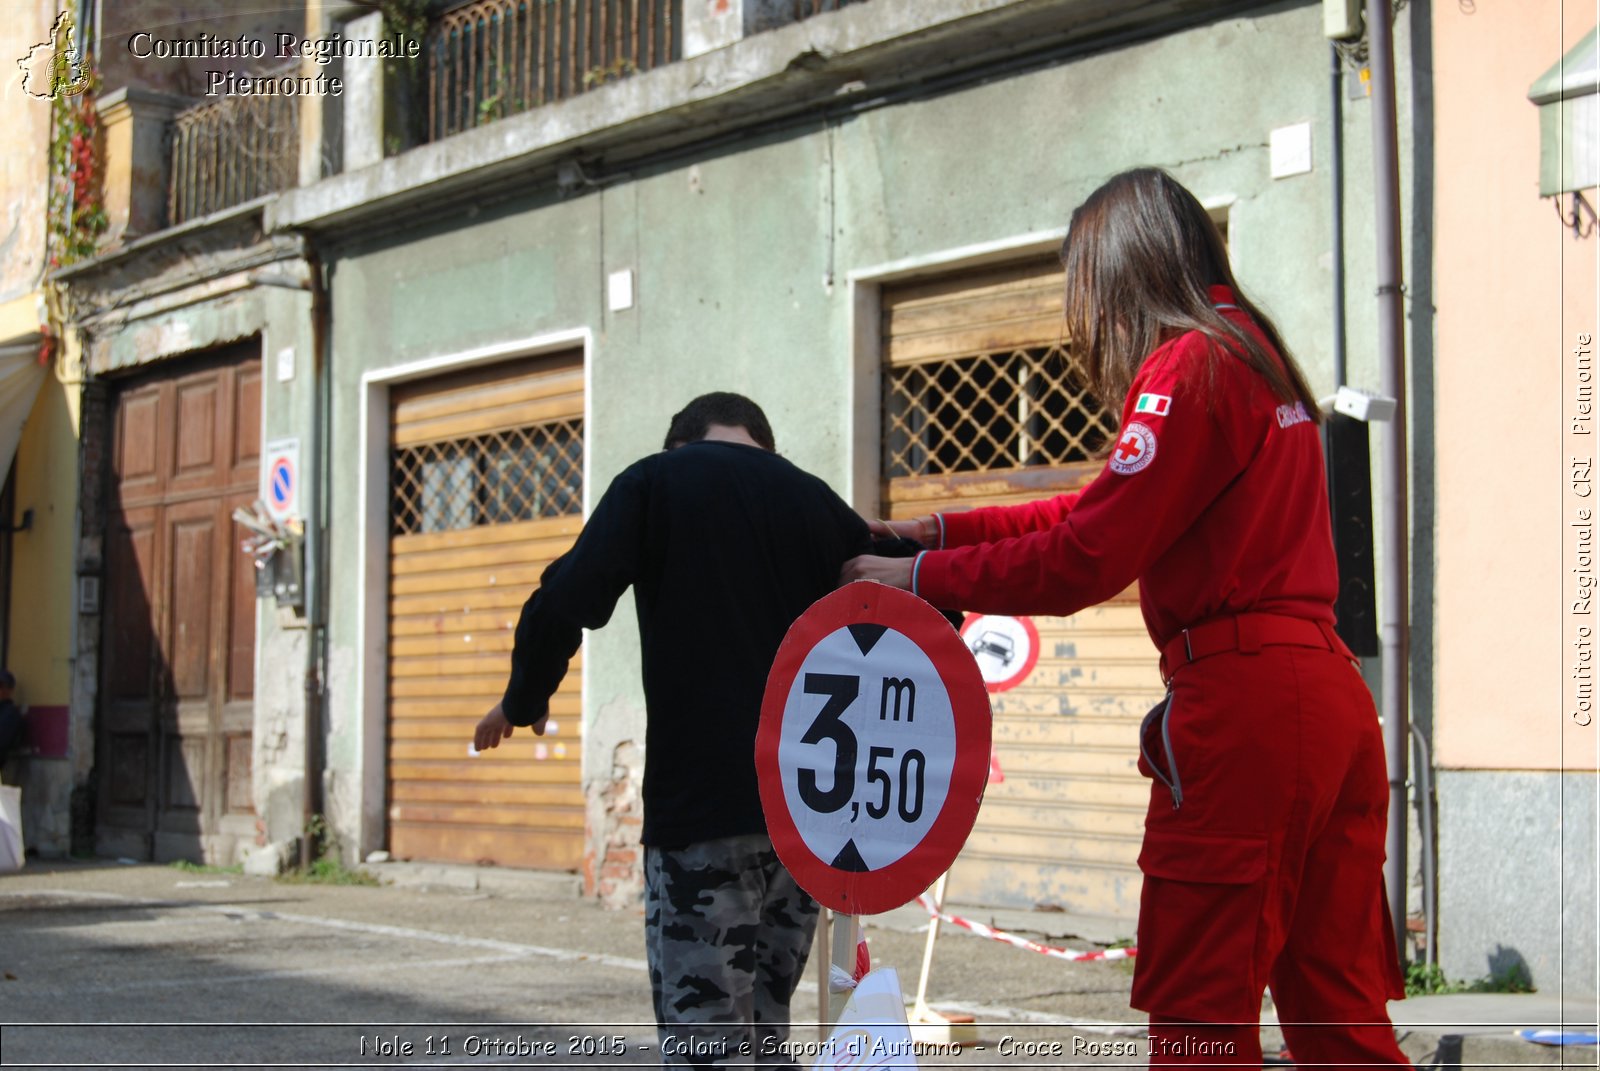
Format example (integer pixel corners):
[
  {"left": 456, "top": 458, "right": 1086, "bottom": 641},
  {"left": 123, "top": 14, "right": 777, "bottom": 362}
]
[
  {"left": 1434, "top": 2, "right": 1598, "bottom": 771},
  {"left": 0, "top": 1, "right": 58, "bottom": 304}
]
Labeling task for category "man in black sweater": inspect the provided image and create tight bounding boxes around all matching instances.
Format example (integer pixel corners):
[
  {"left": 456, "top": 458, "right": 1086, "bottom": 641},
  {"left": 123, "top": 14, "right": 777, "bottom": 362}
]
[{"left": 473, "top": 393, "right": 871, "bottom": 1067}]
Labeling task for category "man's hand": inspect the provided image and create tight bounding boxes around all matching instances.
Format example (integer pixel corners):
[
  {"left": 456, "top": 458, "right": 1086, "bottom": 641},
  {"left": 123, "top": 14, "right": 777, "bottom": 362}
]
[
  {"left": 839, "top": 554, "right": 915, "bottom": 590},
  {"left": 865, "top": 516, "right": 925, "bottom": 542},
  {"left": 473, "top": 701, "right": 547, "bottom": 753}
]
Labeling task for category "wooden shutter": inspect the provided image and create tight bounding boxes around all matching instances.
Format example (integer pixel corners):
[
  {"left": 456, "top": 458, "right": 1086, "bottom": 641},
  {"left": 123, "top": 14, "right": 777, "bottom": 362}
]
[
  {"left": 386, "top": 353, "right": 586, "bottom": 870},
  {"left": 880, "top": 262, "right": 1157, "bottom": 920}
]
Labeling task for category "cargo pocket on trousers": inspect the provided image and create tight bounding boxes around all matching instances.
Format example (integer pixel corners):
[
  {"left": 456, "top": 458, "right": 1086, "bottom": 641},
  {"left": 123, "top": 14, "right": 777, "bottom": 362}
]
[{"left": 1132, "top": 830, "right": 1270, "bottom": 1022}]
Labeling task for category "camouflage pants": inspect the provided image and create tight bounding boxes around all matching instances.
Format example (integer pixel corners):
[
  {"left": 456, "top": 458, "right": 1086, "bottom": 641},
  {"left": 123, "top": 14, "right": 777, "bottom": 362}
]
[{"left": 645, "top": 834, "right": 819, "bottom": 1069}]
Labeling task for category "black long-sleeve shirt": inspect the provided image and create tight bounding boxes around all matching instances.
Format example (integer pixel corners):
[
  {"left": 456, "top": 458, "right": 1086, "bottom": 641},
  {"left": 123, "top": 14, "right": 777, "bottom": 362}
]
[{"left": 501, "top": 440, "right": 872, "bottom": 846}]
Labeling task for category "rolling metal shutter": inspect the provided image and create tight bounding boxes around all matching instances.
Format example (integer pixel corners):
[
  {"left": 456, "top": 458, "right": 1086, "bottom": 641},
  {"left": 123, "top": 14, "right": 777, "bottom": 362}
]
[
  {"left": 881, "top": 258, "right": 1162, "bottom": 918},
  {"left": 386, "top": 354, "right": 586, "bottom": 870}
]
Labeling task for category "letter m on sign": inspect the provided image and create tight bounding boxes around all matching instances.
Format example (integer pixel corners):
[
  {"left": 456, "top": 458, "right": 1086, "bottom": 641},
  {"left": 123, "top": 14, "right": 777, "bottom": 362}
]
[{"left": 880, "top": 678, "right": 915, "bottom": 722}]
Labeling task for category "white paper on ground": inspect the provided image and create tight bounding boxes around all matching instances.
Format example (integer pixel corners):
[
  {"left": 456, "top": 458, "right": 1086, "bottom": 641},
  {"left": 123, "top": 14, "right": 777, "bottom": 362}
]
[
  {"left": 0, "top": 784, "right": 24, "bottom": 872},
  {"left": 812, "top": 967, "right": 919, "bottom": 1069}
]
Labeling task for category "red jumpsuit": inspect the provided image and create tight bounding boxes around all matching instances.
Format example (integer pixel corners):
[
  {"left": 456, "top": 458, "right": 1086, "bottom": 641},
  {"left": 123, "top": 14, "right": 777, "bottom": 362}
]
[{"left": 912, "top": 288, "right": 1409, "bottom": 1068}]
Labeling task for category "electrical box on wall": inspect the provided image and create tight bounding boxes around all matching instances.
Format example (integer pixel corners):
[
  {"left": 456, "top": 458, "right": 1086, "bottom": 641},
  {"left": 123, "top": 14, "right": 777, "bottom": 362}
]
[
  {"left": 1324, "top": 0, "right": 1362, "bottom": 40},
  {"left": 249, "top": 533, "right": 304, "bottom": 612},
  {"left": 273, "top": 539, "right": 304, "bottom": 612},
  {"left": 1529, "top": 27, "right": 1600, "bottom": 196},
  {"left": 235, "top": 500, "right": 304, "bottom": 612}
]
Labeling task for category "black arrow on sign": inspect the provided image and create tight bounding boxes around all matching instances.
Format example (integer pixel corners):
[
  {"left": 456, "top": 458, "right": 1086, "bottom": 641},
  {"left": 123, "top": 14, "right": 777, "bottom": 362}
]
[
  {"left": 847, "top": 623, "right": 887, "bottom": 656},
  {"left": 830, "top": 840, "right": 870, "bottom": 872}
]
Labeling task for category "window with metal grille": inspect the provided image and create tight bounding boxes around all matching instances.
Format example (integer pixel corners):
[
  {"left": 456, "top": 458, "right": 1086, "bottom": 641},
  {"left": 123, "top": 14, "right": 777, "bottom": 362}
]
[
  {"left": 884, "top": 342, "right": 1115, "bottom": 479},
  {"left": 391, "top": 419, "right": 583, "bottom": 535}
]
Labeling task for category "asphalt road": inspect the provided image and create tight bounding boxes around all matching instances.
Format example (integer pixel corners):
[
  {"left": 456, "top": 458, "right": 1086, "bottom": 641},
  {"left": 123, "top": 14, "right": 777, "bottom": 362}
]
[{"left": 0, "top": 860, "right": 1146, "bottom": 1069}]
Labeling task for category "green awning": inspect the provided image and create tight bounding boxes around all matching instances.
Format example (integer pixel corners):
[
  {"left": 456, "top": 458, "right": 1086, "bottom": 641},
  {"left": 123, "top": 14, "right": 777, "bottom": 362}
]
[{"left": 1530, "top": 26, "right": 1599, "bottom": 196}]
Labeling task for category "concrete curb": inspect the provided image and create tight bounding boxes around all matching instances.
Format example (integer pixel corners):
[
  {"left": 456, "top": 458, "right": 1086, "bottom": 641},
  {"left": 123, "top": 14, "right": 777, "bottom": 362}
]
[
  {"left": 1382, "top": 993, "right": 1598, "bottom": 1069},
  {"left": 358, "top": 858, "right": 582, "bottom": 900}
]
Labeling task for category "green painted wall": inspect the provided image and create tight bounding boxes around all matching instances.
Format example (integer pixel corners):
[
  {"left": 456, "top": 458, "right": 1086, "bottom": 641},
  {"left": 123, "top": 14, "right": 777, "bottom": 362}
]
[{"left": 320, "top": 0, "right": 1416, "bottom": 863}]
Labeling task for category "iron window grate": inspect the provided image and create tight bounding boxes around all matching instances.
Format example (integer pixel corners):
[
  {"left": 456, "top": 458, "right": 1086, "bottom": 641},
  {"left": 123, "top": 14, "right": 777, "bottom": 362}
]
[
  {"left": 391, "top": 419, "right": 583, "bottom": 536},
  {"left": 883, "top": 344, "right": 1115, "bottom": 479}
]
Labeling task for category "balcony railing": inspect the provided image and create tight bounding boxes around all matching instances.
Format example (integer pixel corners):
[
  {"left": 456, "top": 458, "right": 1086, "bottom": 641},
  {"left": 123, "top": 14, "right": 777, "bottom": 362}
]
[
  {"left": 425, "top": 0, "right": 681, "bottom": 142},
  {"left": 168, "top": 92, "right": 300, "bottom": 226},
  {"left": 424, "top": 0, "right": 870, "bottom": 143},
  {"left": 796, "top": 0, "right": 870, "bottom": 14}
]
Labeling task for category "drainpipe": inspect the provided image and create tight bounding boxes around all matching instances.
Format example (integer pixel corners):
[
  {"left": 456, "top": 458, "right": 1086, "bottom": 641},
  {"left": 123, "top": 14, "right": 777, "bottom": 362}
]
[
  {"left": 1365, "top": 0, "right": 1411, "bottom": 958},
  {"left": 301, "top": 250, "right": 329, "bottom": 870},
  {"left": 1331, "top": 44, "right": 1347, "bottom": 388}
]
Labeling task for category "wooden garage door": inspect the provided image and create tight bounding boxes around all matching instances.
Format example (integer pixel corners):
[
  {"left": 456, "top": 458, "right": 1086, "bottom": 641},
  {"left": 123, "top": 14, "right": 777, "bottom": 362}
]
[
  {"left": 881, "top": 258, "right": 1164, "bottom": 919},
  {"left": 386, "top": 353, "right": 585, "bottom": 870}
]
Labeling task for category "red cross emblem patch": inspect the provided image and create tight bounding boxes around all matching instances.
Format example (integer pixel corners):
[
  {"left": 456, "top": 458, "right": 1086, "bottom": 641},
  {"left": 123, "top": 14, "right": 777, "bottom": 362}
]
[{"left": 1109, "top": 421, "right": 1158, "bottom": 475}]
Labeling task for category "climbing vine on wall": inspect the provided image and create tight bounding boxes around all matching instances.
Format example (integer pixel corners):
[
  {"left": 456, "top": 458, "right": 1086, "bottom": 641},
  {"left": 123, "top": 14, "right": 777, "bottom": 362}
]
[
  {"left": 46, "top": 57, "right": 107, "bottom": 269},
  {"left": 379, "top": 0, "right": 431, "bottom": 155}
]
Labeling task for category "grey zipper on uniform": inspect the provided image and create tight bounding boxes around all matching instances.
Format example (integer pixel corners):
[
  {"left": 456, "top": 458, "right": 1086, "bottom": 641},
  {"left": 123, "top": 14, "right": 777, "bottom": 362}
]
[{"left": 1139, "top": 690, "right": 1184, "bottom": 810}]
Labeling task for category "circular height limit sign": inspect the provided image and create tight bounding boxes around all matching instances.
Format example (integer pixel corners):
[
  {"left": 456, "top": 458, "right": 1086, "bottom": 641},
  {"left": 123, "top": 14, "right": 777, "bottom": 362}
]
[{"left": 757, "top": 582, "right": 991, "bottom": 916}]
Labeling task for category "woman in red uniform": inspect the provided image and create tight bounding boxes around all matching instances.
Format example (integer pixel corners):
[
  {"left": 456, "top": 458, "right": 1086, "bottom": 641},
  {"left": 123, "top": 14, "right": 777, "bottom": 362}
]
[{"left": 843, "top": 168, "right": 1410, "bottom": 1068}]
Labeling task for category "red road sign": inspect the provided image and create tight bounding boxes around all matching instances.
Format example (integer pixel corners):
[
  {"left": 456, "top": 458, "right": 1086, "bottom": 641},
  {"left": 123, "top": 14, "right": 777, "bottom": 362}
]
[
  {"left": 960, "top": 614, "right": 1042, "bottom": 694},
  {"left": 757, "top": 582, "right": 991, "bottom": 916}
]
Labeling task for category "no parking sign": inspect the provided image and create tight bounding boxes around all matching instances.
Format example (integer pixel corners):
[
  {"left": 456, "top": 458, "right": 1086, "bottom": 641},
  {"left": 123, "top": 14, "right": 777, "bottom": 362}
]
[
  {"left": 756, "top": 582, "right": 991, "bottom": 916},
  {"left": 262, "top": 438, "right": 300, "bottom": 523}
]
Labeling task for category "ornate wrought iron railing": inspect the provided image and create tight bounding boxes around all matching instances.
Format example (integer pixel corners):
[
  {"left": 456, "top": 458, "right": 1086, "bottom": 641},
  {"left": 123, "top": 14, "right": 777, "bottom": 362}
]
[
  {"left": 168, "top": 92, "right": 300, "bottom": 226},
  {"left": 425, "top": 0, "right": 680, "bottom": 141},
  {"left": 424, "top": 0, "right": 872, "bottom": 143}
]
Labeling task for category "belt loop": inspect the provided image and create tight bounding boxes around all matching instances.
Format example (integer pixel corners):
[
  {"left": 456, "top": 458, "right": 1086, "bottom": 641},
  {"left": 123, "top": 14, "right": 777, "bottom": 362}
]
[
  {"left": 1316, "top": 620, "right": 1338, "bottom": 652},
  {"left": 1182, "top": 628, "right": 1194, "bottom": 663},
  {"left": 1236, "top": 614, "right": 1262, "bottom": 655},
  {"left": 1317, "top": 620, "right": 1355, "bottom": 662}
]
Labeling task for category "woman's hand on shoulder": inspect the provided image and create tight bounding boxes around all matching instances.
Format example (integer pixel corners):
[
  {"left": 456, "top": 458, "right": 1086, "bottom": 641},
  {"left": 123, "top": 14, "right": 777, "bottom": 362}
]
[
  {"left": 864, "top": 516, "right": 935, "bottom": 545},
  {"left": 839, "top": 554, "right": 915, "bottom": 590}
]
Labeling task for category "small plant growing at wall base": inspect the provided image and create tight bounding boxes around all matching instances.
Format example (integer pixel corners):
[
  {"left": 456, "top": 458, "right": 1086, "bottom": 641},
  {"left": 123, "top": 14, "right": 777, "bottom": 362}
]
[
  {"left": 169, "top": 859, "right": 242, "bottom": 876},
  {"left": 277, "top": 814, "right": 380, "bottom": 886},
  {"left": 1405, "top": 960, "right": 1537, "bottom": 997}
]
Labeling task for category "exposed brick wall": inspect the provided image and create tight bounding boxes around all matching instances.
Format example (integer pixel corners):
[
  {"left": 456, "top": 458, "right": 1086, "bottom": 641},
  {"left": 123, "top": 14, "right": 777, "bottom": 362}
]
[{"left": 587, "top": 740, "right": 644, "bottom": 910}]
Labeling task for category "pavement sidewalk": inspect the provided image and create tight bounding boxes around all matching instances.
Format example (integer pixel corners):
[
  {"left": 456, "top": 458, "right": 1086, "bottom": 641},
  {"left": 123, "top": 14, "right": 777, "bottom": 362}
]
[
  {"left": 367, "top": 859, "right": 1600, "bottom": 1068},
  {"left": 3, "top": 857, "right": 1595, "bottom": 1068}
]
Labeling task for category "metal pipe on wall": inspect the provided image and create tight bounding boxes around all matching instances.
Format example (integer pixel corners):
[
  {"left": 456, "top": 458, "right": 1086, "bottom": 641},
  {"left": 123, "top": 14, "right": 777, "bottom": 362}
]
[
  {"left": 1364, "top": 0, "right": 1412, "bottom": 958},
  {"left": 1410, "top": 723, "right": 1436, "bottom": 965},
  {"left": 300, "top": 253, "right": 329, "bottom": 870},
  {"left": 1331, "top": 44, "right": 1347, "bottom": 389}
]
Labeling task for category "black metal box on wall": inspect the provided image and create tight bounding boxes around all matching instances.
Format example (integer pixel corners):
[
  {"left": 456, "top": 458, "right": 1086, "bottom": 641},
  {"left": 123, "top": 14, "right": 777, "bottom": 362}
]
[
  {"left": 1324, "top": 412, "right": 1379, "bottom": 657},
  {"left": 252, "top": 540, "right": 304, "bottom": 613}
]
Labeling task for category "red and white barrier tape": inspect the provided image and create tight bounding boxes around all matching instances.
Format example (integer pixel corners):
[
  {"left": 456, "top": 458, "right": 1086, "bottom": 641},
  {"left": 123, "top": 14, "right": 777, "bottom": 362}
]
[{"left": 915, "top": 893, "right": 1137, "bottom": 962}]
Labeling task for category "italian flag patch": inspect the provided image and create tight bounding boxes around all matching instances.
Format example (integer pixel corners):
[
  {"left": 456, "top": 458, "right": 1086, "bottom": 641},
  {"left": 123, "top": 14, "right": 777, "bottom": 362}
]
[{"left": 1134, "top": 393, "right": 1172, "bottom": 416}]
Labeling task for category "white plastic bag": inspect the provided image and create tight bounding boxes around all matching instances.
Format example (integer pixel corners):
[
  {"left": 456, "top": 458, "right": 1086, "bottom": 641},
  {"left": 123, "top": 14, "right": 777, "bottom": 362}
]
[{"left": 0, "top": 784, "right": 23, "bottom": 871}]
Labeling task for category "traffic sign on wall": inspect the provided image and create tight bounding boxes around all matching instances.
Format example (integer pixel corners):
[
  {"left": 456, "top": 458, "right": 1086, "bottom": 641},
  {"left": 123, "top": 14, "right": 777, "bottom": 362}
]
[
  {"left": 959, "top": 614, "right": 1041, "bottom": 694},
  {"left": 756, "top": 582, "right": 991, "bottom": 916},
  {"left": 261, "top": 438, "right": 300, "bottom": 524}
]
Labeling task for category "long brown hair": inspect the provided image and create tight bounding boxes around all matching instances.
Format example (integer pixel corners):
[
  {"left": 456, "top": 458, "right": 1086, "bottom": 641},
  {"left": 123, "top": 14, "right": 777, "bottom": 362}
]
[{"left": 1060, "top": 168, "right": 1320, "bottom": 421}]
